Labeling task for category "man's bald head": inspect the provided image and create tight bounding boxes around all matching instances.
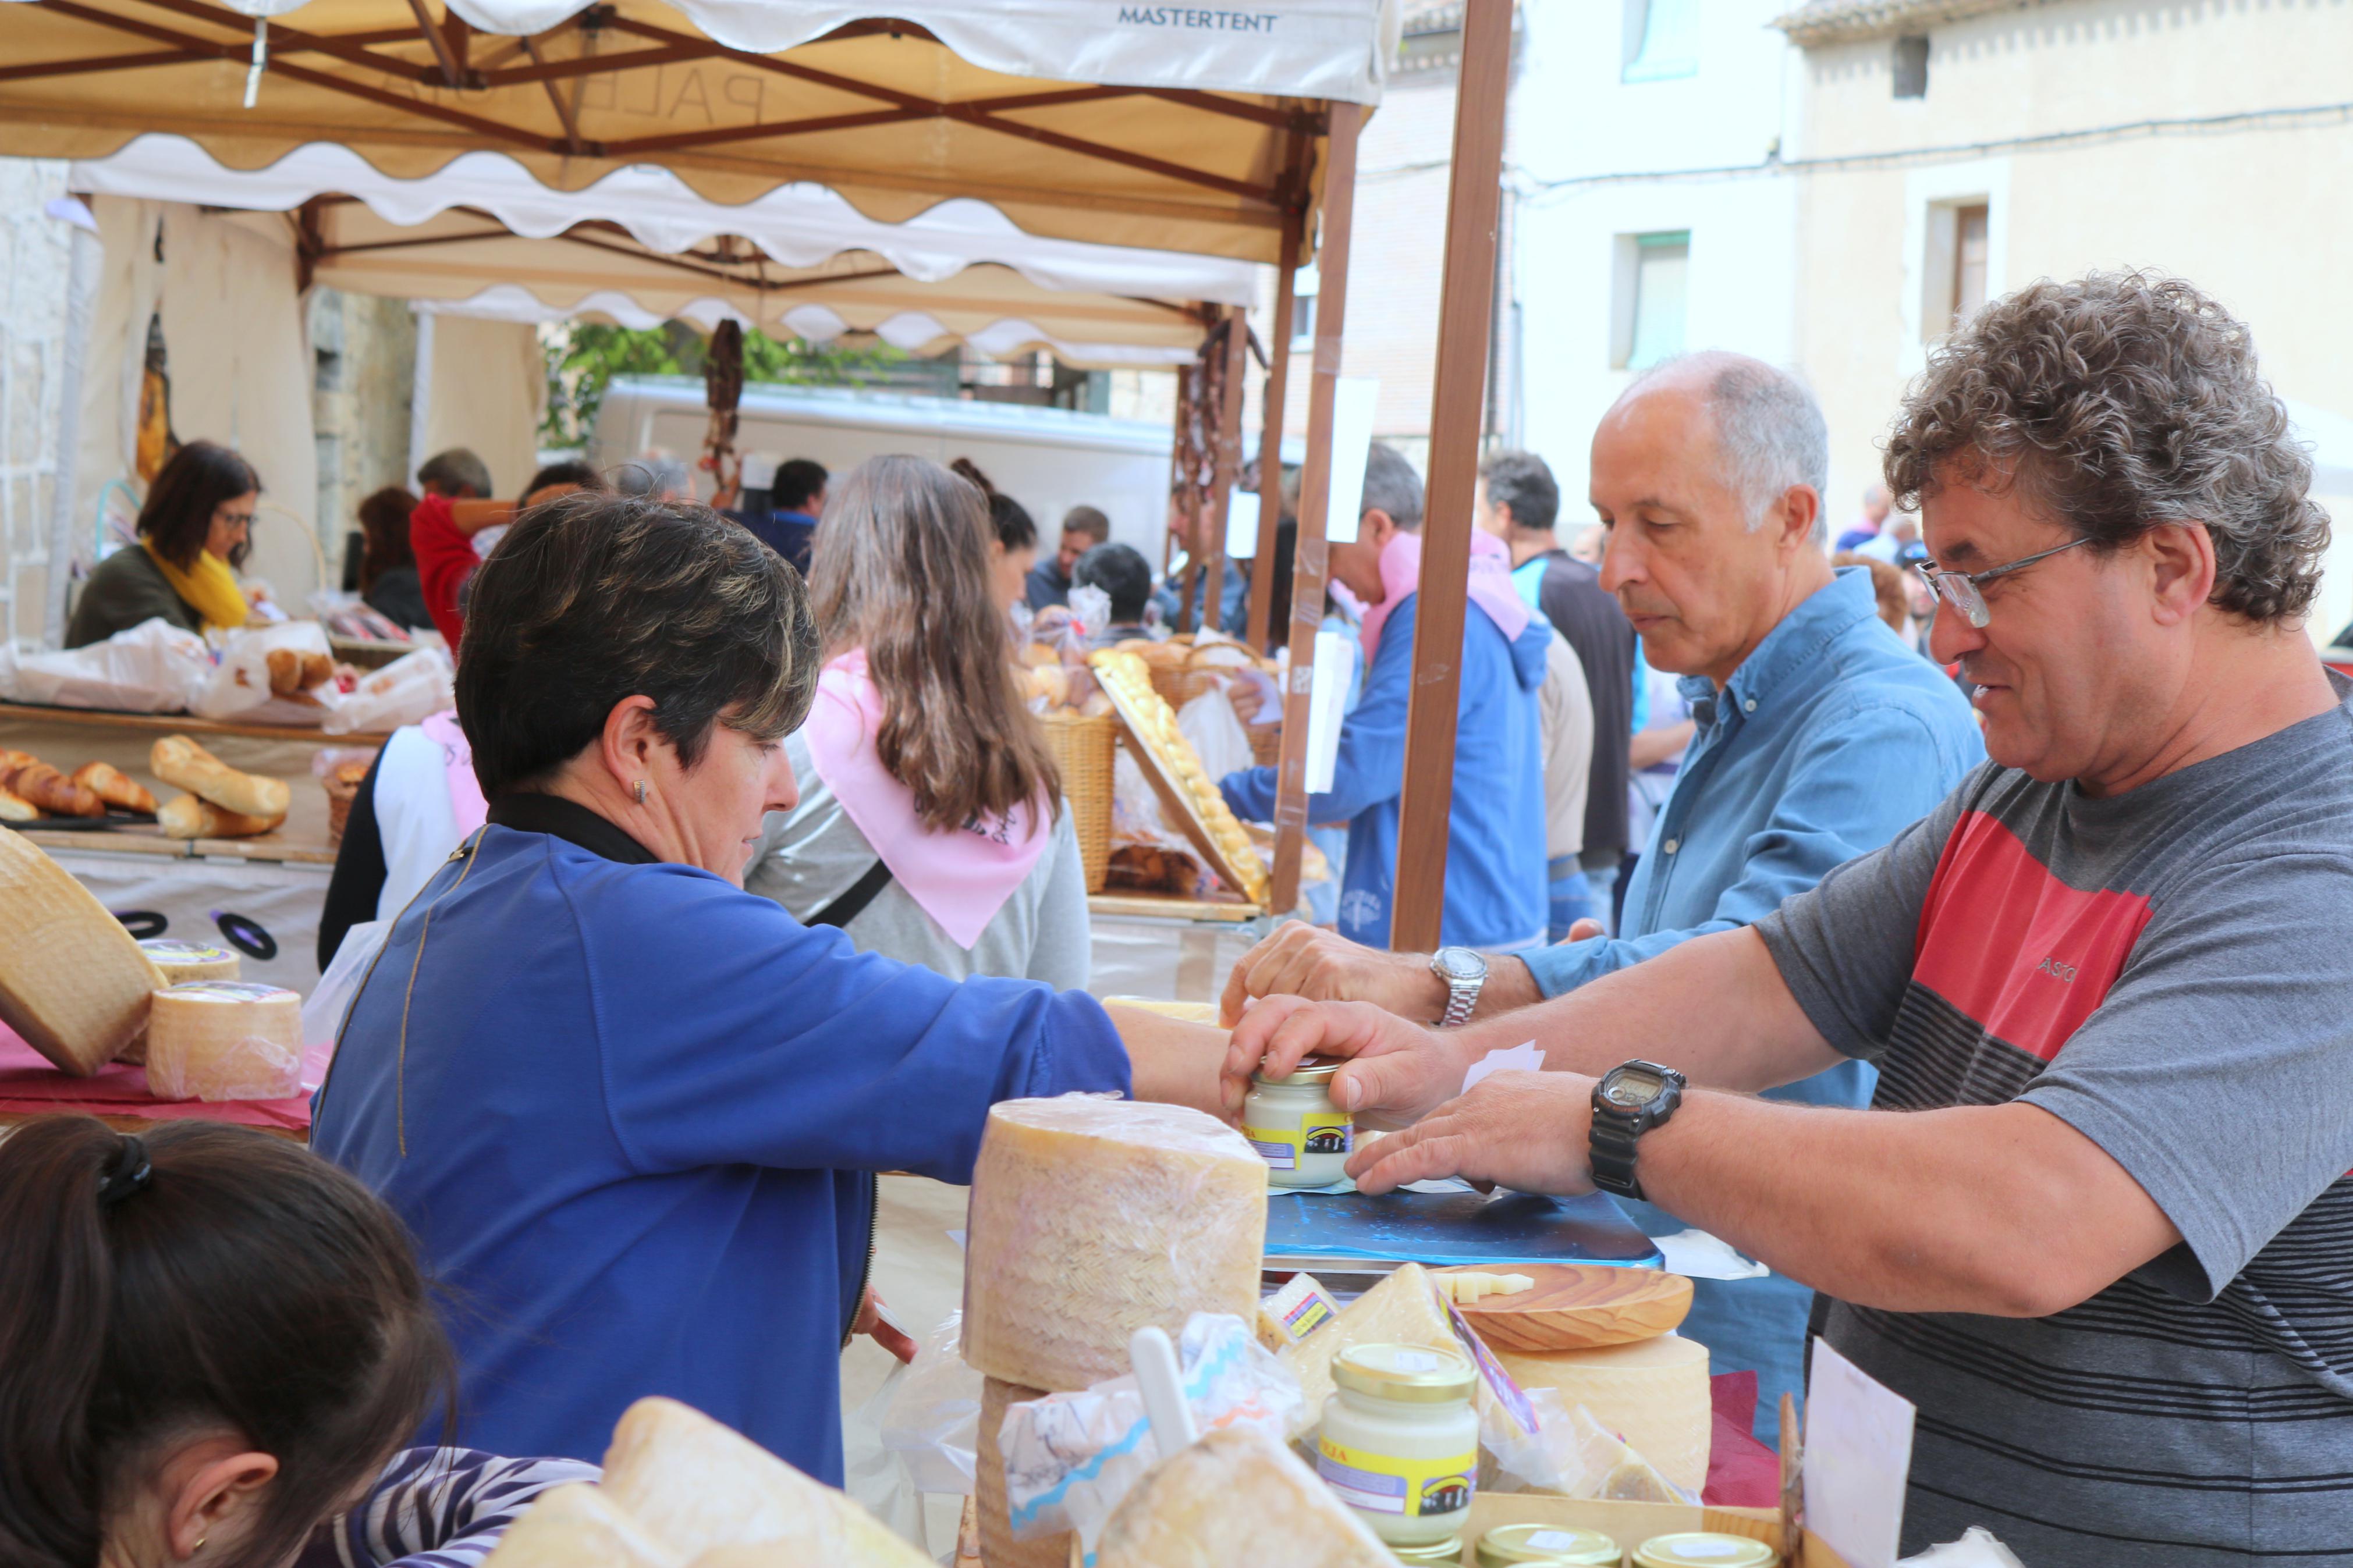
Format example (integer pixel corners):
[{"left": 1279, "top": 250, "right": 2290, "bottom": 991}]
[{"left": 1605, "top": 351, "right": 1829, "bottom": 545}]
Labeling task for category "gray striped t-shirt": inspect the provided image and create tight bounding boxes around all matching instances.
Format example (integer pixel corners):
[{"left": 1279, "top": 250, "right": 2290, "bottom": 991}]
[{"left": 1756, "top": 678, "right": 2353, "bottom": 1565}]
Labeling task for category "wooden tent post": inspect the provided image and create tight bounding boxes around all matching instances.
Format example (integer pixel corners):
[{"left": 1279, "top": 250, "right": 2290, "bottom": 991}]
[
  {"left": 1165, "top": 362, "right": 1195, "bottom": 622},
  {"left": 1388, "top": 0, "right": 1513, "bottom": 952},
  {"left": 1197, "top": 305, "right": 1250, "bottom": 638},
  {"left": 1267, "top": 101, "right": 1362, "bottom": 919},
  {"left": 1245, "top": 212, "right": 1303, "bottom": 653}
]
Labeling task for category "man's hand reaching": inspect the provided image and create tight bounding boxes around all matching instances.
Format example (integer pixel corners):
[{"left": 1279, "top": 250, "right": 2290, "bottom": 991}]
[
  {"left": 1346, "top": 1071, "right": 1599, "bottom": 1197},
  {"left": 1221, "top": 995, "right": 1473, "bottom": 1126}
]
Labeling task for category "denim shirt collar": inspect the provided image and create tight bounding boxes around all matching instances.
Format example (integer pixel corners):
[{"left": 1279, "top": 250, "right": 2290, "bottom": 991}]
[{"left": 1678, "top": 568, "right": 1880, "bottom": 733}]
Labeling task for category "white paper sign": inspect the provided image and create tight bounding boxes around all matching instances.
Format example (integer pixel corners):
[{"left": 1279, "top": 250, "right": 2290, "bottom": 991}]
[
  {"left": 1804, "top": 1337, "right": 1916, "bottom": 1568},
  {"left": 1322, "top": 376, "right": 1380, "bottom": 544},
  {"left": 1224, "top": 489, "right": 1261, "bottom": 559},
  {"left": 1461, "top": 1039, "right": 1545, "bottom": 1091},
  {"left": 1303, "top": 627, "right": 1353, "bottom": 794}
]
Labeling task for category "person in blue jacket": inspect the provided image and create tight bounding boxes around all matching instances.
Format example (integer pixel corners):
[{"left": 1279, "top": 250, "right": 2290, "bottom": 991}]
[
  {"left": 312, "top": 493, "right": 1230, "bottom": 1483},
  {"left": 1220, "top": 444, "right": 1550, "bottom": 952}
]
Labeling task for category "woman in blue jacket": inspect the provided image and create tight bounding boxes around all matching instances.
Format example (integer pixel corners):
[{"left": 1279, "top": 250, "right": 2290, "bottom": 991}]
[{"left": 313, "top": 493, "right": 1228, "bottom": 1484}]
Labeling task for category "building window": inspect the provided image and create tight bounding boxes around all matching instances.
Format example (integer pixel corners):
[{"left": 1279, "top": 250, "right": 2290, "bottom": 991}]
[
  {"left": 1613, "top": 231, "right": 1690, "bottom": 370},
  {"left": 1623, "top": 0, "right": 1698, "bottom": 83},
  {"left": 1892, "top": 34, "right": 1929, "bottom": 98},
  {"left": 1922, "top": 200, "right": 1990, "bottom": 340},
  {"left": 1290, "top": 265, "right": 1318, "bottom": 350}
]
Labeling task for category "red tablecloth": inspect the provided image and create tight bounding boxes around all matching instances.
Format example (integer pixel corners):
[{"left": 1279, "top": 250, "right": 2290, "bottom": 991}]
[
  {"left": 0, "top": 1025, "right": 311, "bottom": 1133},
  {"left": 1703, "top": 1370, "right": 1783, "bottom": 1507}
]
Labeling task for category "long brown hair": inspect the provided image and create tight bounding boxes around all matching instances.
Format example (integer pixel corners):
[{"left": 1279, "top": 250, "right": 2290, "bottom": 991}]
[
  {"left": 810, "top": 456, "right": 1059, "bottom": 831},
  {"left": 0, "top": 1117, "right": 452, "bottom": 1568}
]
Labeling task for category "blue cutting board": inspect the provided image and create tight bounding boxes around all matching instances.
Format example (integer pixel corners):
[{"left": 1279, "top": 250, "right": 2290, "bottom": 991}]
[{"left": 1264, "top": 1189, "right": 1662, "bottom": 1270}]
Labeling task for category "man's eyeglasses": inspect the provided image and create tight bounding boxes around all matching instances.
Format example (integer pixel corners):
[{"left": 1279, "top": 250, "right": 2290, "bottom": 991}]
[{"left": 1912, "top": 535, "right": 2095, "bottom": 628}]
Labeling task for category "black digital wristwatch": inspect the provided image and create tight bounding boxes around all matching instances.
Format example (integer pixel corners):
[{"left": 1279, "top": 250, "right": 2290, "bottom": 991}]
[{"left": 1589, "top": 1059, "right": 1687, "bottom": 1202}]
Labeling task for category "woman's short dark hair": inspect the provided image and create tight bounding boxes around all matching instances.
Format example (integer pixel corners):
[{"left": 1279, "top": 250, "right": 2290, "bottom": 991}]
[
  {"left": 774, "top": 459, "right": 829, "bottom": 512},
  {"left": 456, "top": 493, "right": 819, "bottom": 795},
  {"left": 137, "top": 440, "right": 260, "bottom": 571},
  {"left": 1884, "top": 271, "right": 2329, "bottom": 625},
  {"left": 1074, "top": 542, "right": 1154, "bottom": 624},
  {"left": 356, "top": 486, "right": 418, "bottom": 593},
  {"left": 0, "top": 1117, "right": 451, "bottom": 1568}
]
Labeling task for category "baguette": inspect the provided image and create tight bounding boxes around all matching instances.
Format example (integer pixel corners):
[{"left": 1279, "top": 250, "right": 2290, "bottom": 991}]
[
  {"left": 151, "top": 735, "right": 292, "bottom": 819},
  {"left": 3, "top": 761, "right": 105, "bottom": 817},
  {"left": 0, "top": 785, "right": 38, "bottom": 823},
  {"left": 159, "top": 792, "right": 285, "bottom": 840},
  {"left": 70, "top": 761, "right": 158, "bottom": 815}
]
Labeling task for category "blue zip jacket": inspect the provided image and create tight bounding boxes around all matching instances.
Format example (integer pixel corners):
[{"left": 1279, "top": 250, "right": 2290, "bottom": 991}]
[
  {"left": 1523, "top": 567, "right": 1982, "bottom": 1443},
  {"left": 1221, "top": 593, "right": 1552, "bottom": 950},
  {"left": 314, "top": 808, "right": 1128, "bottom": 1481}
]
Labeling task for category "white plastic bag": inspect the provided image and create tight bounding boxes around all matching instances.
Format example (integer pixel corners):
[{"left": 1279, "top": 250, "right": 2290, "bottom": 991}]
[
  {"left": 1000, "top": 1313, "right": 1303, "bottom": 1552},
  {"left": 881, "top": 1310, "right": 984, "bottom": 1496},
  {"left": 325, "top": 647, "right": 455, "bottom": 735},
  {"left": 0, "top": 617, "right": 209, "bottom": 712},
  {"left": 1176, "top": 683, "right": 1254, "bottom": 784},
  {"left": 193, "top": 621, "right": 335, "bottom": 721},
  {"left": 301, "top": 918, "right": 388, "bottom": 1090}
]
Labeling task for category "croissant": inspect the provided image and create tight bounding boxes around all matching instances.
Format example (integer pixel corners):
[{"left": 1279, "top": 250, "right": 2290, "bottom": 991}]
[
  {"left": 70, "top": 761, "right": 157, "bottom": 815},
  {"left": 2, "top": 761, "right": 104, "bottom": 817}
]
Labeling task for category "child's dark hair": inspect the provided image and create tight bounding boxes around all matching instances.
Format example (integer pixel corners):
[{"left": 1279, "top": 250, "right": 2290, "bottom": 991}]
[{"left": 0, "top": 1117, "right": 453, "bottom": 1568}]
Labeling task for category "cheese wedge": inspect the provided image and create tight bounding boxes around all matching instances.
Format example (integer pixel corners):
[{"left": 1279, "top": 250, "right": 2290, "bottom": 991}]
[
  {"left": 479, "top": 1483, "right": 681, "bottom": 1568},
  {"left": 138, "top": 938, "right": 241, "bottom": 985},
  {"left": 1257, "top": 1272, "right": 1343, "bottom": 1352},
  {"left": 978, "top": 1377, "right": 1067, "bottom": 1568},
  {"left": 144, "top": 981, "right": 303, "bottom": 1102},
  {"left": 1096, "top": 1427, "right": 1393, "bottom": 1568},
  {"left": 1490, "top": 1332, "right": 1712, "bottom": 1494},
  {"left": 0, "top": 827, "right": 166, "bottom": 1073},
  {"left": 1280, "top": 1262, "right": 1460, "bottom": 1417},
  {"left": 963, "top": 1096, "right": 1266, "bottom": 1391},
  {"left": 599, "top": 1398, "right": 929, "bottom": 1567}
]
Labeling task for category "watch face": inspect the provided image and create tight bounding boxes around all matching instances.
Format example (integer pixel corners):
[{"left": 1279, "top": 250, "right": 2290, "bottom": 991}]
[
  {"left": 1436, "top": 948, "right": 1483, "bottom": 980},
  {"left": 1603, "top": 1067, "right": 1664, "bottom": 1108}
]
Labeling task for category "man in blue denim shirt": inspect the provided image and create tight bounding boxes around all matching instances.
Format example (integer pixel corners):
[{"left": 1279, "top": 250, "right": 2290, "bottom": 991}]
[{"left": 1223, "top": 353, "right": 1982, "bottom": 1443}]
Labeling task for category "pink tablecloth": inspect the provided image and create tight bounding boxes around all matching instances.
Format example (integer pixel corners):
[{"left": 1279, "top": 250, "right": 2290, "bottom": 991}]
[{"left": 0, "top": 1024, "right": 311, "bottom": 1133}]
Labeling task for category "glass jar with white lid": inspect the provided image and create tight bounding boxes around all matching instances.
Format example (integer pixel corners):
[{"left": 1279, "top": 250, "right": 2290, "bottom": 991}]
[
  {"left": 1244, "top": 1054, "right": 1354, "bottom": 1187},
  {"left": 1315, "top": 1342, "right": 1480, "bottom": 1547}
]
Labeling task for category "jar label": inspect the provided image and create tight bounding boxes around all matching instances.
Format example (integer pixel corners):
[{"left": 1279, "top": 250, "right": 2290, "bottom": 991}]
[
  {"left": 1315, "top": 1438, "right": 1475, "bottom": 1519},
  {"left": 1243, "top": 1112, "right": 1354, "bottom": 1170}
]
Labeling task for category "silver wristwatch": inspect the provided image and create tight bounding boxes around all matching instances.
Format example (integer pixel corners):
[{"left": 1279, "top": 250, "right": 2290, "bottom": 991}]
[{"left": 1429, "top": 946, "right": 1488, "bottom": 1027}]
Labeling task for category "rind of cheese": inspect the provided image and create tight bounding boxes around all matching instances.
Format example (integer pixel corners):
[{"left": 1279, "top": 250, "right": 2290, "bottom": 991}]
[
  {"left": 978, "top": 1377, "right": 1067, "bottom": 1568},
  {"left": 600, "top": 1398, "right": 929, "bottom": 1567},
  {"left": 1490, "top": 1332, "right": 1712, "bottom": 1494},
  {"left": 962, "top": 1095, "right": 1266, "bottom": 1391},
  {"left": 1101, "top": 997, "right": 1219, "bottom": 1024},
  {"left": 1095, "top": 1427, "right": 1393, "bottom": 1568},
  {"left": 0, "top": 827, "right": 166, "bottom": 1073},
  {"left": 138, "top": 938, "right": 241, "bottom": 985},
  {"left": 1257, "top": 1272, "right": 1343, "bottom": 1352},
  {"left": 144, "top": 982, "right": 303, "bottom": 1103},
  {"left": 1279, "top": 1261, "right": 1460, "bottom": 1418},
  {"left": 479, "top": 1483, "right": 682, "bottom": 1568}
]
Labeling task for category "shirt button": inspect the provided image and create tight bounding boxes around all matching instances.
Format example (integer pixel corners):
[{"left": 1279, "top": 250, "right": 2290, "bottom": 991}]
[
  {"left": 1742, "top": 698, "right": 1757, "bottom": 713},
  {"left": 1663, "top": 838, "right": 1680, "bottom": 854}
]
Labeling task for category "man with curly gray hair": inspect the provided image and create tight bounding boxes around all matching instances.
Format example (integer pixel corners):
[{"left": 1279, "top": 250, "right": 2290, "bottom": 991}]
[{"left": 1217, "top": 275, "right": 2353, "bottom": 1563}]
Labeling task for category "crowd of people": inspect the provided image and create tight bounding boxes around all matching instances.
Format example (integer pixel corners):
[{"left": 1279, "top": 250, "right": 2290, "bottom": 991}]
[{"left": 15, "top": 271, "right": 2351, "bottom": 1567}]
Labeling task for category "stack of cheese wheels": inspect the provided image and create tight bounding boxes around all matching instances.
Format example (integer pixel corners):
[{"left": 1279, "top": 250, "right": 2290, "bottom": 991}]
[
  {"left": 138, "top": 938, "right": 241, "bottom": 985},
  {"left": 963, "top": 1096, "right": 1268, "bottom": 1568},
  {"left": 144, "top": 980, "right": 304, "bottom": 1103},
  {"left": 0, "top": 826, "right": 166, "bottom": 1072}
]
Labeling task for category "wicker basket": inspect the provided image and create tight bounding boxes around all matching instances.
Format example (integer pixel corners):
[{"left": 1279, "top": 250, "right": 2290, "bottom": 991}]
[
  {"left": 1042, "top": 709, "right": 1116, "bottom": 893},
  {"left": 1149, "top": 664, "right": 1221, "bottom": 712}
]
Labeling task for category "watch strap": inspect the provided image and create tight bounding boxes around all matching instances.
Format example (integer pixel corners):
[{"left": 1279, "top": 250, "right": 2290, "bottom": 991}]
[{"left": 1588, "top": 1110, "right": 1644, "bottom": 1200}]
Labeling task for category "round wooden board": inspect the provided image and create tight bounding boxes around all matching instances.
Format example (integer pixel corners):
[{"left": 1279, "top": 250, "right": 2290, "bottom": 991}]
[{"left": 1434, "top": 1263, "right": 1692, "bottom": 1352}]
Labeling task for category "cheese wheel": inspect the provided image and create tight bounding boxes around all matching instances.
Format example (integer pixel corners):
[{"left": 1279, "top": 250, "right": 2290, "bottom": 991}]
[
  {"left": 1096, "top": 1426, "right": 1393, "bottom": 1568},
  {"left": 143, "top": 982, "right": 303, "bottom": 1103},
  {"left": 1280, "top": 1262, "right": 1460, "bottom": 1417},
  {"left": 962, "top": 1096, "right": 1266, "bottom": 1391},
  {"left": 137, "top": 938, "right": 242, "bottom": 985},
  {"left": 978, "top": 1377, "right": 1067, "bottom": 1568},
  {"left": 479, "top": 1483, "right": 681, "bottom": 1568},
  {"left": 0, "top": 827, "right": 166, "bottom": 1073},
  {"left": 600, "top": 1397, "right": 928, "bottom": 1567},
  {"left": 1490, "top": 1332, "right": 1712, "bottom": 1493}
]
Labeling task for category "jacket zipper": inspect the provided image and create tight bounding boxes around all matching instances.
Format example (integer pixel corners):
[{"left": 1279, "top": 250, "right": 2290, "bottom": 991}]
[{"left": 843, "top": 1172, "right": 879, "bottom": 1348}]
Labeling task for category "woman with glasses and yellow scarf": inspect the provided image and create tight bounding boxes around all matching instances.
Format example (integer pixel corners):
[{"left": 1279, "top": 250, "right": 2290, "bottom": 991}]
[{"left": 67, "top": 441, "right": 261, "bottom": 648}]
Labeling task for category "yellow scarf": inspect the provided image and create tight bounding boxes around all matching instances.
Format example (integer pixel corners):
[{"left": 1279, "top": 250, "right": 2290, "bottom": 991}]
[{"left": 144, "top": 539, "right": 251, "bottom": 635}]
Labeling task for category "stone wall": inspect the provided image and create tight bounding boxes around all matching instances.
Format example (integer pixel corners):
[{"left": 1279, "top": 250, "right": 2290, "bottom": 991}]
[
  {"left": 306, "top": 287, "right": 417, "bottom": 586},
  {"left": 0, "top": 158, "right": 76, "bottom": 649}
]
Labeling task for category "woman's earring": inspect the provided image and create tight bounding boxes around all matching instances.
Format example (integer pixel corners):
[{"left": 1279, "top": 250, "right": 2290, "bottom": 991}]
[{"left": 633, "top": 780, "right": 647, "bottom": 805}]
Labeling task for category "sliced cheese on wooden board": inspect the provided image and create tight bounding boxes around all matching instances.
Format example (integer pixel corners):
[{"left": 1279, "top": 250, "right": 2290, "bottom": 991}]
[
  {"left": 963, "top": 1096, "right": 1265, "bottom": 1391},
  {"left": 978, "top": 1377, "right": 1067, "bottom": 1568},
  {"left": 1095, "top": 1426, "right": 1394, "bottom": 1568},
  {"left": 144, "top": 982, "right": 303, "bottom": 1103},
  {"left": 138, "top": 938, "right": 242, "bottom": 985},
  {"left": 478, "top": 1482, "right": 682, "bottom": 1568},
  {"left": 1279, "top": 1261, "right": 1459, "bottom": 1416},
  {"left": 1435, "top": 1263, "right": 1692, "bottom": 1352},
  {"left": 0, "top": 826, "right": 165, "bottom": 1073},
  {"left": 600, "top": 1398, "right": 929, "bottom": 1567},
  {"left": 1489, "top": 1332, "right": 1712, "bottom": 1494}
]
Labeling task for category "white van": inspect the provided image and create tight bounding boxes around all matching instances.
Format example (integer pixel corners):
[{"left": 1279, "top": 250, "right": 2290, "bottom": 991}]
[{"left": 591, "top": 376, "right": 1179, "bottom": 557}]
